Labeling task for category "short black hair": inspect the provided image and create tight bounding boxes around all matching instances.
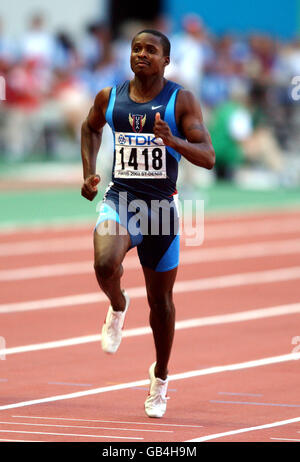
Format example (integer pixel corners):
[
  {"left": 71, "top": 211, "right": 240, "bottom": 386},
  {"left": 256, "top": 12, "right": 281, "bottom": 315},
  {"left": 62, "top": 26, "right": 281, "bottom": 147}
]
[{"left": 132, "top": 29, "right": 171, "bottom": 57}]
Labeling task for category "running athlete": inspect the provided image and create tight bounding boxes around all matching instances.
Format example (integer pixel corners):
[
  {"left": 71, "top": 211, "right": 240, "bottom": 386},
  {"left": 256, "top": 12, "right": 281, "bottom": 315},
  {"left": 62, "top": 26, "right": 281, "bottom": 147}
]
[{"left": 80, "top": 29, "right": 215, "bottom": 418}]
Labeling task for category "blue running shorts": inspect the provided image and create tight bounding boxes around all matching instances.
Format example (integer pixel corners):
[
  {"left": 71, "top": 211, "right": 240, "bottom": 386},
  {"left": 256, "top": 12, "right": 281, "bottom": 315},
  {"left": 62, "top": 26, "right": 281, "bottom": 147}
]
[{"left": 95, "top": 185, "right": 180, "bottom": 272}]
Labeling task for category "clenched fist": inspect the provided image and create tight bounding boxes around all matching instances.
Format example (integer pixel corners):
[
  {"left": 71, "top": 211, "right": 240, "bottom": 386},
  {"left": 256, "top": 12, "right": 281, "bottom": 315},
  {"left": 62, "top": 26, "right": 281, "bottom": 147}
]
[{"left": 81, "top": 174, "right": 101, "bottom": 201}]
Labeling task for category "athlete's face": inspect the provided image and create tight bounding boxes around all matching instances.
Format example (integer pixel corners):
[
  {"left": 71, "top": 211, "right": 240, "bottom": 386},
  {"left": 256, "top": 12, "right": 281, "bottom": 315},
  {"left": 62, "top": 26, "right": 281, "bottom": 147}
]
[{"left": 130, "top": 33, "right": 170, "bottom": 76}]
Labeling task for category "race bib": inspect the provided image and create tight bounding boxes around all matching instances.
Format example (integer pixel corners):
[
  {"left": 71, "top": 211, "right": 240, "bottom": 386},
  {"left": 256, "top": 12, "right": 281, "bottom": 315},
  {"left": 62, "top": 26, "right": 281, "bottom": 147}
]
[{"left": 114, "top": 132, "right": 166, "bottom": 179}]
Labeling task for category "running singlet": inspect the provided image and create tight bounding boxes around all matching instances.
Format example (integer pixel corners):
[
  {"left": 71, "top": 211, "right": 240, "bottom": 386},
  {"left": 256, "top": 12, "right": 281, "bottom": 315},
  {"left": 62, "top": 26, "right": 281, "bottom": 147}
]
[{"left": 105, "top": 80, "right": 184, "bottom": 199}]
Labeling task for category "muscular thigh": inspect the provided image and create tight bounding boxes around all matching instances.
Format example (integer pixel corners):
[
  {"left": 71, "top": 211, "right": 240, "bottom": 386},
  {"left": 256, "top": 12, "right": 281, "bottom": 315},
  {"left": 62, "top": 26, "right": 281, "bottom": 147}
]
[{"left": 94, "top": 221, "right": 131, "bottom": 265}]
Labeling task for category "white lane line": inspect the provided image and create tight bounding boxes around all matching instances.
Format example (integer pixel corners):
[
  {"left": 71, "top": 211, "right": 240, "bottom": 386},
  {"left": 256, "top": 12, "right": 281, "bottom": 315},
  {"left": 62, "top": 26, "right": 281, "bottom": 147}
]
[
  {"left": 2, "top": 301, "right": 300, "bottom": 357},
  {"left": 218, "top": 392, "right": 263, "bottom": 397},
  {"left": 0, "top": 261, "right": 92, "bottom": 281},
  {"left": 0, "top": 438, "right": 40, "bottom": 442},
  {"left": 2, "top": 217, "right": 300, "bottom": 257},
  {"left": 0, "top": 220, "right": 92, "bottom": 235},
  {"left": 210, "top": 400, "right": 300, "bottom": 408},
  {"left": 1, "top": 265, "right": 300, "bottom": 314},
  {"left": 0, "top": 429, "right": 143, "bottom": 440},
  {"left": 206, "top": 218, "right": 300, "bottom": 240},
  {"left": 0, "top": 421, "right": 172, "bottom": 433},
  {"left": 186, "top": 417, "right": 300, "bottom": 442},
  {"left": 3, "top": 238, "right": 300, "bottom": 281},
  {"left": 270, "top": 438, "right": 300, "bottom": 442},
  {"left": 0, "top": 352, "right": 299, "bottom": 411},
  {"left": 0, "top": 236, "right": 91, "bottom": 256},
  {"left": 12, "top": 416, "right": 203, "bottom": 428},
  {"left": 47, "top": 381, "right": 93, "bottom": 387}
]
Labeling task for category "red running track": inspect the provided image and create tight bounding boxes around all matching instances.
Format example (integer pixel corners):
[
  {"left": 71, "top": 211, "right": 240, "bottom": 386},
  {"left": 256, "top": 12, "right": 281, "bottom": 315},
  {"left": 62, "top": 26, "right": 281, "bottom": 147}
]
[{"left": 1, "top": 208, "right": 300, "bottom": 442}]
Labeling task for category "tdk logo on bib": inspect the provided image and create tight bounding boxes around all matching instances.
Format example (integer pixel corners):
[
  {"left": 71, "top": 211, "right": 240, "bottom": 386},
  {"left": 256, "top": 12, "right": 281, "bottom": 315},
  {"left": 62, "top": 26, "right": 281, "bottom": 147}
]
[
  {"left": 118, "top": 134, "right": 126, "bottom": 144},
  {"left": 117, "top": 133, "right": 164, "bottom": 146}
]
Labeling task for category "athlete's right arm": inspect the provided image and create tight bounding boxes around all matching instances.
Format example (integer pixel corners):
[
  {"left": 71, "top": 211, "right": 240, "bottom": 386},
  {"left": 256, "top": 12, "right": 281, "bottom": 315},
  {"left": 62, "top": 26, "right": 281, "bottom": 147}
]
[{"left": 81, "top": 87, "right": 111, "bottom": 201}]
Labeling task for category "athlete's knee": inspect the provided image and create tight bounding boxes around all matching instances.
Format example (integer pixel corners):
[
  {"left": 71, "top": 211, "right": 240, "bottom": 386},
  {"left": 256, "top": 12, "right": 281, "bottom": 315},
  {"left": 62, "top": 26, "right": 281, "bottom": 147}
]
[
  {"left": 94, "top": 255, "right": 121, "bottom": 280},
  {"left": 147, "top": 291, "right": 174, "bottom": 314}
]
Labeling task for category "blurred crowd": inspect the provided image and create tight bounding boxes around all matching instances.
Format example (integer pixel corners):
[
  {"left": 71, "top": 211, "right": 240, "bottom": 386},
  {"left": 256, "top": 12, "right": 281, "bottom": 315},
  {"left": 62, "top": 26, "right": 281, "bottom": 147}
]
[{"left": 0, "top": 12, "right": 300, "bottom": 186}]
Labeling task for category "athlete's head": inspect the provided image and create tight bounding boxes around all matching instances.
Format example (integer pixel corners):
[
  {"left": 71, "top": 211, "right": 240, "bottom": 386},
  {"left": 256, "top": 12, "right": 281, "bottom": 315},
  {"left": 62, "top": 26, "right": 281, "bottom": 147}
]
[
  {"left": 130, "top": 30, "right": 170, "bottom": 76},
  {"left": 132, "top": 29, "right": 171, "bottom": 57}
]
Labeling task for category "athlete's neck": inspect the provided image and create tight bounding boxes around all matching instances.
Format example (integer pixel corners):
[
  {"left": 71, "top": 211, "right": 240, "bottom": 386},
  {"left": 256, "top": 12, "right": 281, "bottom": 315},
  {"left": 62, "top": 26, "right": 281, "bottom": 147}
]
[{"left": 130, "top": 76, "right": 167, "bottom": 103}]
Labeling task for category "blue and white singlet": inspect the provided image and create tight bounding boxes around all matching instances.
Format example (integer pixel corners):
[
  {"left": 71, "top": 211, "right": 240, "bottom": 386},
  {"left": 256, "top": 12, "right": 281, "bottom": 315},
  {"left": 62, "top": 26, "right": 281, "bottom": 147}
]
[{"left": 95, "top": 79, "right": 184, "bottom": 272}]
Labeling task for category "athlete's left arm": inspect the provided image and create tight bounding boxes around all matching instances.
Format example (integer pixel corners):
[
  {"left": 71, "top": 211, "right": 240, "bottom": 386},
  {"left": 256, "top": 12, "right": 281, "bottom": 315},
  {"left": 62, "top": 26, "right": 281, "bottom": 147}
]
[{"left": 154, "top": 89, "right": 215, "bottom": 169}]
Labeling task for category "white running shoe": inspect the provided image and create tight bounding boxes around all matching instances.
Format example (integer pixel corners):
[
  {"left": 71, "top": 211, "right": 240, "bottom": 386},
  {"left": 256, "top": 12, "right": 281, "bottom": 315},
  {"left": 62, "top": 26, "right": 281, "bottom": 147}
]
[
  {"left": 144, "top": 362, "right": 169, "bottom": 418},
  {"left": 101, "top": 290, "right": 130, "bottom": 354}
]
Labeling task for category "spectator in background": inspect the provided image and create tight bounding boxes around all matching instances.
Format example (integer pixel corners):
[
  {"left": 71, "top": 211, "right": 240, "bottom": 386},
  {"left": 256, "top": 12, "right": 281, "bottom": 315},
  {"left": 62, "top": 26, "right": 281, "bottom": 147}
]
[
  {"left": 78, "top": 22, "right": 125, "bottom": 97},
  {"left": 0, "top": 18, "right": 11, "bottom": 155},
  {"left": 0, "top": 17, "right": 15, "bottom": 64},
  {"left": 49, "top": 67, "right": 92, "bottom": 141},
  {"left": 92, "top": 24, "right": 120, "bottom": 88},
  {"left": 54, "top": 31, "right": 80, "bottom": 71},
  {"left": 20, "top": 13, "right": 56, "bottom": 67},
  {"left": 209, "top": 80, "right": 284, "bottom": 181},
  {"left": 241, "top": 80, "right": 284, "bottom": 173},
  {"left": 209, "top": 82, "right": 252, "bottom": 180},
  {"left": 80, "top": 22, "right": 107, "bottom": 69},
  {"left": 3, "top": 57, "right": 46, "bottom": 159},
  {"left": 285, "top": 38, "right": 300, "bottom": 77},
  {"left": 200, "top": 33, "right": 251, "bottom": 110},
  {"left": 169, "top": 14, "right": 208, "bottom": 96},
  {"left": 271, "top": 38, "right": 300, "bottom": 150},
  {"left": 247, "top": 34, "right": 277, "bottom": 81}
]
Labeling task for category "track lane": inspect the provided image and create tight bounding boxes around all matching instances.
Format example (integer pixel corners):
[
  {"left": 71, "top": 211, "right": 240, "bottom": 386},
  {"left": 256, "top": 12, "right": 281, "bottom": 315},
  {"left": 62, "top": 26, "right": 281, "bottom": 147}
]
[
  {"left": 1, "top": 273, "right": 300, "bottom": 346},
  {"left": 0, "top": 353, "right": 300, "bottom": 441},
  {"left": 0, "top": 313, "right": 299, "bottom": 407},
  {"left": 2, "top": 247, "right": 300, "bottom": 303}
]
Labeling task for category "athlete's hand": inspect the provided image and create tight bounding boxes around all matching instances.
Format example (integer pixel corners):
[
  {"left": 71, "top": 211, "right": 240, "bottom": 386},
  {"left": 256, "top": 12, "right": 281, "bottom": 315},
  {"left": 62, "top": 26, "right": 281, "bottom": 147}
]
[
  {"left": 153, "top": 112, "right": 174, "bottom": 146},
  {"left": 81, "top": 174, "right": 101, "bottom": 201}
]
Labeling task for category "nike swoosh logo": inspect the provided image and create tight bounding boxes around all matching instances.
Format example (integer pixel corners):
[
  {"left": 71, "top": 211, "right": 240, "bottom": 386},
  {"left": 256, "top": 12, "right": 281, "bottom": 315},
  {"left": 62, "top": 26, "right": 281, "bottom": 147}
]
[{"left": 152, "top": 105, "right": 163, "bottom": 110}]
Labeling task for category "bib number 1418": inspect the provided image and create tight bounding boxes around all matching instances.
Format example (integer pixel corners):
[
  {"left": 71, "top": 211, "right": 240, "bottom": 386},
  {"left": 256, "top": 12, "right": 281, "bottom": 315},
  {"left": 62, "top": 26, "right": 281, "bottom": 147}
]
[{"left": 119, "top": 147, "right": 163, "bottom": 171}]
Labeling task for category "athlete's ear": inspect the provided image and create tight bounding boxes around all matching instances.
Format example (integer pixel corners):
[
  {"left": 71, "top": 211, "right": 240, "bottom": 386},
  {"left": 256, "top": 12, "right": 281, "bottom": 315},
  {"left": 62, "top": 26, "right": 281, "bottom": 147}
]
[{"left": 164, "top": 56, "right": 170, "bottom": 67}]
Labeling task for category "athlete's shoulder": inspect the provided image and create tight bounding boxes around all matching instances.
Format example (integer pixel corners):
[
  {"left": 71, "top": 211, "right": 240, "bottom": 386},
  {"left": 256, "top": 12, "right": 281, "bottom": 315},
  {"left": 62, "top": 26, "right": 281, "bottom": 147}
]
[
  {"left": 176, "top": 88, "right": 200, "bottom": 110},
  {"left": 173, "top": 87, "right": 203, "bottom": 128},
  {"left": 94, "top": 86, "right": 113, "bottom": 112}
]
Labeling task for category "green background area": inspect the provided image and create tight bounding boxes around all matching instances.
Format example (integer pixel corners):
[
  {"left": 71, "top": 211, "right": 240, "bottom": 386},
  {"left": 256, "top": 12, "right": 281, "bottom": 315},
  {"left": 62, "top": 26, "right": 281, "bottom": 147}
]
[{"left": 1, "top": 182, "right": 300, "bottom": 229}]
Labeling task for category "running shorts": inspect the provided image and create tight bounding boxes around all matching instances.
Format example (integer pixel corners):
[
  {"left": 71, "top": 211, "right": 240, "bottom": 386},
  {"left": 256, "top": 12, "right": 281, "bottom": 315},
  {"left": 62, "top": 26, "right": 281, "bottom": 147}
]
[{"left": 95, "top": 185, "right": 180, "bottom": 272}]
